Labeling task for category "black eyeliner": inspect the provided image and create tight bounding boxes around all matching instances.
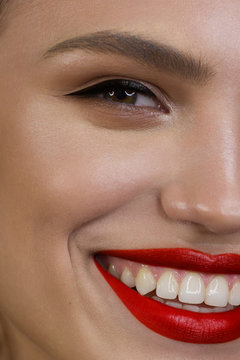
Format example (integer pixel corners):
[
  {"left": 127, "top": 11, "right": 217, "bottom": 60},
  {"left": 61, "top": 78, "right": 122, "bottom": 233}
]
[{"left": 66, "top": 79, "right": 156, "bottom": 98}]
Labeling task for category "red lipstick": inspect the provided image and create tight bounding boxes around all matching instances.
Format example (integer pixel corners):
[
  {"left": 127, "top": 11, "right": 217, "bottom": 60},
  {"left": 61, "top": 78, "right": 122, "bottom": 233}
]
[
  {"left": 95, "top": 248, "right": 240, "bottom": 343},
  {"left": 99, "top": 248, "right": 240, "bottom": 273}
]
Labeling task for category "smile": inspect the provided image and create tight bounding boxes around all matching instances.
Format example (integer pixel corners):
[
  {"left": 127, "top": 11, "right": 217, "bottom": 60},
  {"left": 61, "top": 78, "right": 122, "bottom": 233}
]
[{"left": 94, "top": 248, "right": 240, "bottom": 344}]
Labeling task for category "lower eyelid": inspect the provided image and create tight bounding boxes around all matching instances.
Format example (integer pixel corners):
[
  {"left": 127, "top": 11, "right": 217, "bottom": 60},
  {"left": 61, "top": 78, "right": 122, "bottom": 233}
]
[
  {"left": 83, "top": 96, "right": 165, "bottom": 116},
  {"left": 79, "top": 102, "right": 166, "bottom": 130}
]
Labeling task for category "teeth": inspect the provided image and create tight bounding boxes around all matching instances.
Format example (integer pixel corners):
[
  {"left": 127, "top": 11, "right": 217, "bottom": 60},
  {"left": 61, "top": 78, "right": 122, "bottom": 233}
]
[
  {"left": 165, "top": 300, "right": 182, "bottom": 309},
  {"left": 212, "top": 304, "right": 234, "bottom": 312},
  {"left": 213, "top": 307, "right": 226, "bottom": 313},
  {"left": 199, "top": 307, "right": 213, "bottom": 313},
  {"left": 156, "top": 271, "right": 178, "bottom": 300},
  {"left": 229, "top": 281, "right": 240, "bottom": 306},
  {"left": 107, "top": 262, "right": 240, "bottom": 311},
  {"left": 200, "top": 304, "right": 233, "bottom": 313},
  {"left": 152, "top": 295, "right": 165, "bottom": 303},
  {"left": 179, "top": 272, "right": 205, "bottom": 304},
  {"left": 135, "top": 267, "right": 156, "bottom": 295},
  {"left": 205, "top": 276, "right": 229, "bottom": 307},
  {"left": 167, "top": 302, "right": 235, "bottom": 313},
  {"left": 182, "top": 304, "right": 200, "bottom": 312},
  {"left": 108, "top": 264, "right": 120, "bottom": 279},
  {"left": 120, "top": 267, "right": 135, "bottom": 288}
]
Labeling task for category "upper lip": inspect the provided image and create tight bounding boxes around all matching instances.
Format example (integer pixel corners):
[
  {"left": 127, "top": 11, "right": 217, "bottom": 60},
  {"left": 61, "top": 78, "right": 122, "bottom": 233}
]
[{"left": 98, "top": 247, "right": 240, "bottom": 274}]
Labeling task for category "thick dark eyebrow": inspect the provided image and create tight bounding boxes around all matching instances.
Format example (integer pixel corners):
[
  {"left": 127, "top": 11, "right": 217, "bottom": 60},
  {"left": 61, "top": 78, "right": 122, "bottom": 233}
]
[{"left": 43, "top": 30, "right": 215, "bottom": 85}]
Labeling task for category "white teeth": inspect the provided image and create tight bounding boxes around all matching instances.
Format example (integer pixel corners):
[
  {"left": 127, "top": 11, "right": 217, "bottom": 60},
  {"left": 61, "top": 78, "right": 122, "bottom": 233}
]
[
  {"left": 229, "top": 281, "right": 240, "bottom": 306},
  {"left": 212, "top": 304, "right": 234, "bottom": 312},
  {"left": 152, "top": 295, "right": 165, "bottom": 303},
  {"left": 199, "top": 307, "right": 212, "bottom": 313},
  {"left": 179, "top": 272, "right": 205, "bottom": 304},
  {"left": 205, "top": 276, "right": 229, "bottom": 307},
  {"left": 213, "top": 307, "right": 224, "bottom": 313},
  {"left": 156, "top": 271, "right": 178, "bottom": 300},
  {"left": 120, "top": 267, "right": 135, "bottom": 288},
  {"left": 182, "top": 304, "right": 200, "bottom": 312},
  {"left": 108, "top": 261, "right": 240, "bottom": 311},
  {"left": 135, "top": 267, "right": 156, "bottom": 295},
  {"left": 108, "top": 264, "right": 120, "bottom": 279},
  {"left": 165, "top": 300, "right": 182, "bottom": 309},
  {"left": 200, "top": 305, "right": 232, "bottom": 313}
]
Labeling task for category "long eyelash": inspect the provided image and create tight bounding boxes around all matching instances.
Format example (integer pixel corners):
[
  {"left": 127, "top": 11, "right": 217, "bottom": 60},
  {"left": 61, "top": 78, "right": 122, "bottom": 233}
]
[{"left": 66, "top": 79, "right": 156, "bottom": 99}]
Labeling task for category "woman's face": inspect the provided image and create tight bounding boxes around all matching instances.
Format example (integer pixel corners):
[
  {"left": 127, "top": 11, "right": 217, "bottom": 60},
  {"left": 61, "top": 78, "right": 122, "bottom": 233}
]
[{"left": 1, "top": 0, "right": 240, "bottom": 359}]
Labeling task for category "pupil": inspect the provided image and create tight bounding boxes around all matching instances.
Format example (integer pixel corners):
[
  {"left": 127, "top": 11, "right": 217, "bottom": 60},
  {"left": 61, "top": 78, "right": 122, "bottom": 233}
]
[
  {"left": 104, "top": 87, "right": 137, "bottom": 104},
  {"left": 115, "top": 89, "right": 128, "bottom": 100},
  {"left": 108, "top": 89, "right": 136, "bottom": 100}
]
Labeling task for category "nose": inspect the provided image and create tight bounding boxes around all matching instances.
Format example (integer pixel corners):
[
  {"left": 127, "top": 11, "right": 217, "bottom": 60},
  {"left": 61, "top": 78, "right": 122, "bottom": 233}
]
[
  {"left": 162, "top": 184, "right": 240, "bottom": 234},
  {"left": 161, "top": 112, "right": 240, "bottom": 235}
]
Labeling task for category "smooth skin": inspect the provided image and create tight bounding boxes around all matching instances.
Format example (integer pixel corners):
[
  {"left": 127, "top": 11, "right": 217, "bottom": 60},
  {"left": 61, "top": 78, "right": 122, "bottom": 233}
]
[{"left": 0, "top": 0, "right": 240, "bottom": 359}]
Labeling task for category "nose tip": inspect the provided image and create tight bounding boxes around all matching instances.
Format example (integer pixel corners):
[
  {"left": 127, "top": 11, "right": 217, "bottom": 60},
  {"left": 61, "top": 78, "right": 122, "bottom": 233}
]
[
  {"left": 194, "top": 202, "right": 240, "bottom": 234},
  {"left": 161, "top": 185, "right": 240, "bottom": 235}
]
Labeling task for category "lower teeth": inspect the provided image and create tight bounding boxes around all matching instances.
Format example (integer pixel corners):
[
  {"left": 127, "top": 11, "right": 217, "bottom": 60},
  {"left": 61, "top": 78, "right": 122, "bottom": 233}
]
[
  {"left": 151, "top": 295, "right": 237, "bottom": 313},
  {"left": 130, "top": 287, "right": 238, "bottom": 313}
]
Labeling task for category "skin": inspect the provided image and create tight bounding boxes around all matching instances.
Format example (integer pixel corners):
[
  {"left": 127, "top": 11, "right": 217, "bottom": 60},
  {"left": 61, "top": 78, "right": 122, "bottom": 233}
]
[{"left": 0, "top": 0, "right": 240, "bottom": 358}]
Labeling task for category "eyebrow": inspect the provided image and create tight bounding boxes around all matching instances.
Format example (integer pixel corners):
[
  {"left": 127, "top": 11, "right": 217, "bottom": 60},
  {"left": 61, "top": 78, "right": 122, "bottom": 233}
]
[{"left": 43, "top": 30, "right": 215, "bottom": 85}]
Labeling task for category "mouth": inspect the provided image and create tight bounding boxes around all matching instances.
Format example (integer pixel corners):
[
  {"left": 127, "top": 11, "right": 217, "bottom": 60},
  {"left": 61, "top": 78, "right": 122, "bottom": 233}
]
[{"left": 94, "top": 248, "right": 240, "bottom": 344}]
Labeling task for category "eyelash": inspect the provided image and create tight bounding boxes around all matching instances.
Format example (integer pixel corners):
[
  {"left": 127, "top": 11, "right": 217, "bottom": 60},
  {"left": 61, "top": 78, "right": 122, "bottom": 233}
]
[{"left": 66, "top": 79, "right": 169, "bottom": 113}]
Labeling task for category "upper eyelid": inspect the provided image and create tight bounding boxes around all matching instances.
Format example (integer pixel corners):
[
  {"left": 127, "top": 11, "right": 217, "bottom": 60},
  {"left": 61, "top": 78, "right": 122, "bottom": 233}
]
[{"left": 65, "top": 79, "right": 156, "bottom": 97}]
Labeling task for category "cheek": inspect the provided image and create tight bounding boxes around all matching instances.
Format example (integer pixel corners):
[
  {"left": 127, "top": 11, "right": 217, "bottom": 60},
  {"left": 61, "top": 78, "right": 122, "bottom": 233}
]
[
  {"left": 0, "top": 97, "right": 156, "bottom": 356},
  {"left": 26, "top": 123, "right": 158, "bottom": 238},
  {"left": 0, "top": 91, "right": 182, "bottom": 259},
  {"left": 0, "top": 92, "right": 178, "bottom": 356},
  {"left": 0, "top": 95, "right": 160, "bottom": 250},
  {"left": 0, "top": 87, "right": 180, "bottom": 259}
]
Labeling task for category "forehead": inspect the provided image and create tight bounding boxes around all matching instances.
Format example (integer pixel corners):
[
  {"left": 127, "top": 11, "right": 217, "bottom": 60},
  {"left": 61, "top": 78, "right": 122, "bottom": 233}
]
[{"left": 2, "top": 0, "right": 240, "bottom": 74}]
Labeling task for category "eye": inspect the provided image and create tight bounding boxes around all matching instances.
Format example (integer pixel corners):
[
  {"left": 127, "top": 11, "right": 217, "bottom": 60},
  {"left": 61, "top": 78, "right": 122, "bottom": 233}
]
[{"left": 66, "top": 79, "right": 168, "bottom": 112}]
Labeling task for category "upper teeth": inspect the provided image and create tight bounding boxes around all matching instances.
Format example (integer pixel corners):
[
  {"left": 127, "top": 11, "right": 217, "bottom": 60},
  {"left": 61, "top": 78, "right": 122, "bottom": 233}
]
[
  {"left": 205, "top": 275, "right": 229, "bottom": 307},
  {"left": 179, "top": 272, "right": 205, "bottom": 304},
  {"left": 156, "top": 270, "right": 179, "bottom": 300},
  {"left": 135, "top": 267, "right": 156, "bottom": 295},
  {"left": 120, "top": 267, "right": 135, "bottom": 288},
  {"left": 108, "top": 263, "right": 240, "bottom": 308}
]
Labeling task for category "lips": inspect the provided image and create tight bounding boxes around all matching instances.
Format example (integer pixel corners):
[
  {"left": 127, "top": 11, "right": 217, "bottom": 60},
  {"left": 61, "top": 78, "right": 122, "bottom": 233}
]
[
  {"left": 94, "top": 248, "right": 240, "bottom": 344},
  {"left": 98, "top": 248, "right": 240, "bottom": 273}
]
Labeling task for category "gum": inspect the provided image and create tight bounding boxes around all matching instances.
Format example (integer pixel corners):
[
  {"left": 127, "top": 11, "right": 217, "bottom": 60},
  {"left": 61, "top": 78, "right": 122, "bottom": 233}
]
[{"left": 98, "top": 254, "right": 240, "bottom": 289}]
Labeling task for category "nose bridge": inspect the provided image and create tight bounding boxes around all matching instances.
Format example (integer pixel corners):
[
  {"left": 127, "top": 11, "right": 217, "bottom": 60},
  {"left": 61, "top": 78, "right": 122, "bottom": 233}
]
[
  {"left": 162, "top": 108, "right": 240, "bottom": 234},
  {"left": 198, "top": 116, "right": 239, "bottom": 193}
]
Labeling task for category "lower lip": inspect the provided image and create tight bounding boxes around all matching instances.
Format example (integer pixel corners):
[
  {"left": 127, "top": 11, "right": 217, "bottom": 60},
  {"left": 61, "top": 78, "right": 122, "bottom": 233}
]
[{"left": 94, "top": 258, "right": 240, "bottom": 344}]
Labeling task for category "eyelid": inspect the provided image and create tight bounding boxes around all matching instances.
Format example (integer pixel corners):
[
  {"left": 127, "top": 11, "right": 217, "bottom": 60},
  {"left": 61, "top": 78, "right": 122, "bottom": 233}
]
[
  {"left": 66, "top": 79, "right": 155, "bottom": 97},
  {"left": 65, "top": 78, "right": 171, "bottom": 113}
]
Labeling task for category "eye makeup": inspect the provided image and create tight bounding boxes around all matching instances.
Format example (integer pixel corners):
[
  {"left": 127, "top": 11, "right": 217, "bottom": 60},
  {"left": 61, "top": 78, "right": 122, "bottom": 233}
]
[
  {"left": 63, "top": 78, "right": 173, "bottom": 131},
  {"left": 65, "top": 79, "right": 169, "bottom": 113}
]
